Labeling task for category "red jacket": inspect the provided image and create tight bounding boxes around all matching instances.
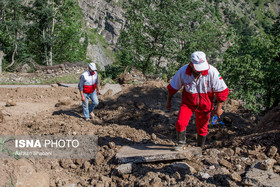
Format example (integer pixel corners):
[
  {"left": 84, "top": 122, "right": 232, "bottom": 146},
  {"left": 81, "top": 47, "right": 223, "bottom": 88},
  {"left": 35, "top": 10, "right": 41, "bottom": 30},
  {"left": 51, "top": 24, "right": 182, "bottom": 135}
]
[
  {"left": 167, "top": 64, "right": 229, "bottom": 113},
  {"left": 78, "top": 70, "right": 98, "bottom": 94}
]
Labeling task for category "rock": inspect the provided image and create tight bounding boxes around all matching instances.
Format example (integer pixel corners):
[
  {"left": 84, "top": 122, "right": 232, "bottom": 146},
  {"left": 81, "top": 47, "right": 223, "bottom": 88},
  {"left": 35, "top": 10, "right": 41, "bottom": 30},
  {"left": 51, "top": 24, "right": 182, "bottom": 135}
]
[
  {"left": 116, "top": 163, "right": 133, "bottom": 175},
  {"left": 95, "top": 152, "right": 104, "bottom": 165},
  {"left": 108, "top": 141, "right": 116, "bottom": 149},
  {"left": 137, "top": 171, "right": 158, "bottom": 186},
  {"left": 117, "top": 67, "right": 146, "bottom": 84},
  {"left": 256, "top": 152, "right": 268, "bottom": 160},
  {"left": 116, "top": 144, "right": 201, "bottom": 164},
  {"left": 207, "top": 149, "right": 220, "bottom": 157},
  {"left": 55, "top": 97, "right": 72, "bottom": 107},
  {"left": 83, "top": 161, "right": 91, "bottom": 172},
  {"left": 244, "top": 161, "right": 280, "bottom": 186},
  {"left": 55, "top": 178, "right": 64, "bottom": 187},
  {"left": 274, "top": 165, "right": 280, "bottom": 173},
  {"left": 219, "top": 159, "right": 232, "bottom": 170},
  {"left": 150, "top": 176, "right": 162, "bottom": 186},
  {"left": 103, "top": 89, "right": 113, "bottom": 97},
  {"left": 235, "top": 147, "right": 242, "bottom": 155},
  {"left": 20, "top": 64, "right": 31, "bottom": 73},
  {"left": 59, "top": 159, "right": 73, "bottom": 169},
  {"left": 213, "top": 167, "right": 230, "bottom": 175},
  {"left": 248, "top": 150, "right": 259, "bottom": 156},
  {"left": 200, "top": 172, "right": 210, "bottom": 179},
  {"left": 100, "top": 175, "right": 112, "bottom": 183},
  {"left": 260, "top": 159, "right": 276, "bottom": 170},
  {"left": 204, "top": 156, "right": 219, "bottom": 166},
  {"left": 136, "top": 102, "right": 145, "bottom": 110},
  {"left": 173, "top": 171, "right": 181, "bottom": 180},
  {"left": 6, "top": 99, "right": 16, "bottom": 107},
  {"left": 70, "top": 164, "right": 77, "bottom": 169},
  {"left": 51, "top": 84, "right": 59, "bottom": 87},
  {"left": 151, "top": 133, "right": 157, "bottom": 140},
  {"left": 267, "top": 146, "right": 278, "bottom": 158},
  {"left": 171, "top": 162, "right": 196, "bottom": 175},
  {"left": 100, "top": 83, "right": 122, "bottom": 96},
  {"left": 230, "top": 172, "right": 242, "bottom": 182},
  {"left": 236, "top": 164, "right": 242, "bottom": 171},
  {"left": 222, "top": 148, "right": 234, "bottom": 156}
]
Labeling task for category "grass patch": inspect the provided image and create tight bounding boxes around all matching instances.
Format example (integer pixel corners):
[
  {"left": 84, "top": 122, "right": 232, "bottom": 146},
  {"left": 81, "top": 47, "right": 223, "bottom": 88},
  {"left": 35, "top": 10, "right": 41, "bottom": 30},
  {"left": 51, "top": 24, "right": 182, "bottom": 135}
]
[
  {"left": 42, "top": 74, "right": 80, "bottom": 84},
  {"left": 4, "top": 175, "right": 14, "bottom": 187}
]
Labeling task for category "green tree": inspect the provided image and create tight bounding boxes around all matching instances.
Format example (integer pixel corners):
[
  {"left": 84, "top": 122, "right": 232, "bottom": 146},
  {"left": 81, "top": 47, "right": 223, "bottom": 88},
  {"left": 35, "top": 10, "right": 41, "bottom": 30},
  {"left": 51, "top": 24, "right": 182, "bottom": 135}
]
[
  {"left": 220, "top": 31, "right": 280, "bottom": 112},
  {"left": 117, "top": 0, "right": 224, "bottom": 76},
  {"left": 51, "top": 0, "right": 87, "bottom": 64},
  {"left": 0, "top": 0, "right": 28, "bottom": 70},
  {"left": 26, "top": 0, "right": 87, "bottom": 66}
]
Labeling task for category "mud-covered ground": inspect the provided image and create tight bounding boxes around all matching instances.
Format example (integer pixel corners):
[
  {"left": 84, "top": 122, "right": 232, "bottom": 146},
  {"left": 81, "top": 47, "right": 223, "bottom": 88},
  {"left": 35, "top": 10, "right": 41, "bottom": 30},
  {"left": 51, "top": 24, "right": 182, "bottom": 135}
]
[{"left": 0, "top": 75, "right": 279, "bottom": 186}]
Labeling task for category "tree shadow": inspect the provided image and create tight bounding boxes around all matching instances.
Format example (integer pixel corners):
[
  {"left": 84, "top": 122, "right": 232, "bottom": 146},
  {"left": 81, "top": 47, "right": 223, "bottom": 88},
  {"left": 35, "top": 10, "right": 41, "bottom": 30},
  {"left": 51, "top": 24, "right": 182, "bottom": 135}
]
[{"left": 52, "top": 104, "right": 84, "bottom": 119}]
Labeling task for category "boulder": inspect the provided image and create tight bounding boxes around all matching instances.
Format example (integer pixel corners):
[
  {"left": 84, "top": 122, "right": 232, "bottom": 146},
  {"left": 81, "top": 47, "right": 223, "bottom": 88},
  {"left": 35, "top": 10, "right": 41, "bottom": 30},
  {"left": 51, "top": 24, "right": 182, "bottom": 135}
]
[
  {"left": 243, "top": 161, "right": 280, "bottom": 186},
  {"left": 6, "top": 99, "right": 16, "bottom": 107},
  {"left": 99, "top": 83, "right": 122, "bottom": 96},
  {"left": 171, "top": 162, "right": 196, "bottom": 174},
  {"left": 116, "top": 163, "right": 133, "bottom": 175}
]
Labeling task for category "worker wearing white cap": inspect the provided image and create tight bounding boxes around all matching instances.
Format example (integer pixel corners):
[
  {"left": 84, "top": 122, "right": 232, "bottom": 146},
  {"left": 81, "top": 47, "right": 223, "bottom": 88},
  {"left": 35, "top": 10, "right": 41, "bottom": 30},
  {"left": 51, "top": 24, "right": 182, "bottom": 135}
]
[
  {"left": 78, "top": 62, "right": 99, "bottom": 121},
  {"left": 166, "top": 51, "right": 229, "bottom": 151}
]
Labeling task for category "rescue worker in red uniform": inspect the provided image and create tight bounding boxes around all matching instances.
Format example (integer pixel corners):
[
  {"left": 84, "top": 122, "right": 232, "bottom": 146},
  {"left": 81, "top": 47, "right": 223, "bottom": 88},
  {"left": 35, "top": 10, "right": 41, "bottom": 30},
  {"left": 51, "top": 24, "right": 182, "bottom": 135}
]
[
  {"left": 78, "top": 63, "right": 99, "bottom": 121},
  {"left": 166, "top": 51, "right": 229, "bottom": 151}
]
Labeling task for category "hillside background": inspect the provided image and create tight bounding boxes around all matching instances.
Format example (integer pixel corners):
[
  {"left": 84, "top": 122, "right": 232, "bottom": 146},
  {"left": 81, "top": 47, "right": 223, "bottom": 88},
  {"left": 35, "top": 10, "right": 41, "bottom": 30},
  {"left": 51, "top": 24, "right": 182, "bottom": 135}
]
[{"left": 0, "top": 0, "right": 279, "bottom": 113}]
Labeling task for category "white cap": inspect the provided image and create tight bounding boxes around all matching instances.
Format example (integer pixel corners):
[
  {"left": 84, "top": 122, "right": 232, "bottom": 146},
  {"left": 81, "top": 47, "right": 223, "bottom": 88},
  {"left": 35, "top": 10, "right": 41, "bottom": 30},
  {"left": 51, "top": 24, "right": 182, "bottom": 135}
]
[
  {"left": 88, "top": 62, "right": 97, "bottom": 71},
  {"left": 190, "top": 51, "right": 210, "bottom": 72}
]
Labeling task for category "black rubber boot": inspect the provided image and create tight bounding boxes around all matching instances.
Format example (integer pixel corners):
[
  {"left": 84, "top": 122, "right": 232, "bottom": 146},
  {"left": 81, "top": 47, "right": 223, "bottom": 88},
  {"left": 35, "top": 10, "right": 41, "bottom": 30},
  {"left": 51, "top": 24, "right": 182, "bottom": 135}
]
[
  {"left": 174, "top": 130, "right": 186, "bottom": 151},
  {"left": 197, "top": 135, "right": 207, "bottom": 149}
]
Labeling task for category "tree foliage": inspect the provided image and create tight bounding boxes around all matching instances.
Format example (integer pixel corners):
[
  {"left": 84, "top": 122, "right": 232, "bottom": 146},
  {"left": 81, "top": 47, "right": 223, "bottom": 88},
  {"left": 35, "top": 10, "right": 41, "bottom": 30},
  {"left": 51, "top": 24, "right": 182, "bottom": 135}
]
[
  {"left": 26, "top": 0, "right": 87, "bottom": 66},
  {"left": 220, "top": 19, "right": 280, "bottom": 112},
  {"left": 0, "top": 0, "right": 28, "bottom": 69},
  {"left": 0, "top": 0, "right": 87, "bottom": 69},
  {"left": 117, "top": 0, "right": 225, "bottom": 76}
]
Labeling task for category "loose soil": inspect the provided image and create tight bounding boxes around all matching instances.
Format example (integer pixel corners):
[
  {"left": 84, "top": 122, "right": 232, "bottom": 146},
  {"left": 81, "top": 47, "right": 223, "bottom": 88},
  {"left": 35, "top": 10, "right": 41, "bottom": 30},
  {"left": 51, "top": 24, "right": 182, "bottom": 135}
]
[{"left": 0, "top": 74, "right": 279, "bottom": 186}]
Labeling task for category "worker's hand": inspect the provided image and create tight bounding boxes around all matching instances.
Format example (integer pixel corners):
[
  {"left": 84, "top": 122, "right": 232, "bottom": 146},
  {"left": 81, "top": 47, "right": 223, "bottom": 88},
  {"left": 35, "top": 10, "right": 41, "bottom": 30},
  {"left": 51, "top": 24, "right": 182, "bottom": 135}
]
[
  {"left": 214, "top": 107, "right": 223, "bottom": 118},
  {"left": 96, "top": 90, "right": 100, "bottom": 95},
  {"left": 81, "top": 96, "right": 85, "bottom": 102},
  {"left": 166, "top": 100, "right": 171, "bottom": 111}
]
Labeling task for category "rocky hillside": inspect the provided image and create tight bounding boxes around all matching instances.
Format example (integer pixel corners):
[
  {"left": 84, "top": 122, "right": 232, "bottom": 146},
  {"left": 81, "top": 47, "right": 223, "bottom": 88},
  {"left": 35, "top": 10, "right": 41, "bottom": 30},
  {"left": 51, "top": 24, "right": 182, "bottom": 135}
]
[
  {"left": 75, "top": 0, "right": 279, "bottom": 69},
  {"left": 78, "top": 0, "right": 124, "bottom": 45}
]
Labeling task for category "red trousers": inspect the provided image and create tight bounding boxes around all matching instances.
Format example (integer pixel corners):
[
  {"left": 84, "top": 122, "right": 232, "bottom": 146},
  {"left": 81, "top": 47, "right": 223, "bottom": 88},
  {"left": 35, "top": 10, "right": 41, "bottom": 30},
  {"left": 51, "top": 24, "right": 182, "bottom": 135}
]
[{"left": 176, "top": 104, "right": 211, "bottom": 136}]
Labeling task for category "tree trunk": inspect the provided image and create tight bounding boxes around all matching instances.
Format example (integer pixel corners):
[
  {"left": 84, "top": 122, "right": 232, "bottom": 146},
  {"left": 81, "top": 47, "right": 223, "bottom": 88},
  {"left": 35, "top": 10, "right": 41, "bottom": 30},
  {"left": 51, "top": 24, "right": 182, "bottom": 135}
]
[
  {"left": 49, "top": 4, "right": 55, "bottom": 67},
  {"left": 0, "top": 48, "right": 3, "bottom": 74},
  {"left": 43, "top": 29, "right": 49, "bottom": 66},
  {"left": 5, "top": 43, "right": 17, "bottom": 70}
]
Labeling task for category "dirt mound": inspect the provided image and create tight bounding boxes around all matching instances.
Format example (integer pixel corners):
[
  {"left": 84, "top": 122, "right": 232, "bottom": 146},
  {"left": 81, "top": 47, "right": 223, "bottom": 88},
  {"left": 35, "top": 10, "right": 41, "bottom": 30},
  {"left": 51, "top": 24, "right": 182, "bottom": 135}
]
[
  {"left": 117, "top": 67, "right": 146, "bottom": 84},
  {"left": 255, "top": 106, "right": 280, "bottom": 133},
  {"left": 0, "top": 79, "right": 279, "bottom": 186}
]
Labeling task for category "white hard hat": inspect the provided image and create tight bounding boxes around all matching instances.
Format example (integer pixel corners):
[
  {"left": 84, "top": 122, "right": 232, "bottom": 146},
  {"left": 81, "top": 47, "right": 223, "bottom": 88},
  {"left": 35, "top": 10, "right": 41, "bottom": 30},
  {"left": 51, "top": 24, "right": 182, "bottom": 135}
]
[{"left": 88, "top": 62, "right": 97, "bottom": 71}]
